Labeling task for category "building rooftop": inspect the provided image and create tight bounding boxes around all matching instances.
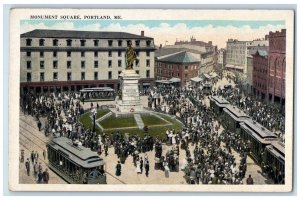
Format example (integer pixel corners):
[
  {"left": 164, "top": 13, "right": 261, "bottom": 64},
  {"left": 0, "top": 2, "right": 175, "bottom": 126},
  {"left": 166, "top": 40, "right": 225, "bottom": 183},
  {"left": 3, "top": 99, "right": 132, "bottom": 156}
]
[
  {"left": 157, "top": 51, "right": 200, "bottom": 64},
  {"left": 155, "top": 47, "right": 202, "bottom": 58},
  {"left": 21, "top": 29, "right": 153, "bottom": 39},
  {"left": 253, "top": 49, "right": 269, "bottom": 57},
  {"left": 190, "top": 77, "right": 204, "bottom": 82}
]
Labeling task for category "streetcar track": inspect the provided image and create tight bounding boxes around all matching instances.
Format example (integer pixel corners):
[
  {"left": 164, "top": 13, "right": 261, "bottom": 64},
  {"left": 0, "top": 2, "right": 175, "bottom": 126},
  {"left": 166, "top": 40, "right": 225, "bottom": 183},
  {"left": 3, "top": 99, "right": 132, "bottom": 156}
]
[
  {"left": 19, "top": 119, "right": 126, "bottom": 184},
  {"left": 19, "top": 122, "right": 50, "bottom": 144},
  {"left": 19, "top": 126, "right": 48, "bottom": 147},
  {"left": 19, "top": 132, "right": 46, "bottom": 151}
]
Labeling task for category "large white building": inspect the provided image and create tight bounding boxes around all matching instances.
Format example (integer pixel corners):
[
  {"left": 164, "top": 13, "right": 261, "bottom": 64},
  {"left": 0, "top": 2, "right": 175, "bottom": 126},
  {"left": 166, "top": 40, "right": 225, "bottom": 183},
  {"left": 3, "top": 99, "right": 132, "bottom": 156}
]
[
  {"left": 225, "top": 38, "right": 268, "bottom": 74},
  {"left": 20, "top": 29, "right": 155, "bottom": 94},
  {"left": 225, "top": 39, "right": 251, "bottom": 73}
]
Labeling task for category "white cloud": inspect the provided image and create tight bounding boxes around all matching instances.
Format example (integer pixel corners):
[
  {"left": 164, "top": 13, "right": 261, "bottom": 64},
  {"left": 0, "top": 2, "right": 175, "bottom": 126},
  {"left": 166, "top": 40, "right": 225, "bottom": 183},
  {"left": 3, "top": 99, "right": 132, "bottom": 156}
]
[{"left": 21, "top": 21, "right": 285, "bottom": 48}]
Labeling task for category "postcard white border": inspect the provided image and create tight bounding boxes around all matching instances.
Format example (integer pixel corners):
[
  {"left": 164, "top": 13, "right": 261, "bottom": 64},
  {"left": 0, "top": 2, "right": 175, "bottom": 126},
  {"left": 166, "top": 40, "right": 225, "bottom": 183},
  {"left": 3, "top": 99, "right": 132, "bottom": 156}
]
[{"left": 9, "top": 8, "right": 294, "bottom": 192}]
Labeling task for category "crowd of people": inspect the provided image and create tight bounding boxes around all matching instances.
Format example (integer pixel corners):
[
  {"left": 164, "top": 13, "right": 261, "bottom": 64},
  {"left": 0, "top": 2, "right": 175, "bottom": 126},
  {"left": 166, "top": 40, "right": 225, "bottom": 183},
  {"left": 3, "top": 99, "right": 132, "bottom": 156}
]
[
  {"left": 213, "top": 73, "right": 285, "bottom": 143},
  {"left": 20, "top": 70, "right": 285, "bottom": 185},
  {"left": 147, "top": 84, "right": 250, "bottom": 184}
]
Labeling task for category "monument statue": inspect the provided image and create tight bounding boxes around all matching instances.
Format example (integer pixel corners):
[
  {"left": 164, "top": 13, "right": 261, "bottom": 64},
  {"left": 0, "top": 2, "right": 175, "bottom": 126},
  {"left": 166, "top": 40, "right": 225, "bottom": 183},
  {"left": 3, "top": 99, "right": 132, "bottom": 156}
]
[{"left": 125, "top": 40, "right": 137, "bottom": 70}]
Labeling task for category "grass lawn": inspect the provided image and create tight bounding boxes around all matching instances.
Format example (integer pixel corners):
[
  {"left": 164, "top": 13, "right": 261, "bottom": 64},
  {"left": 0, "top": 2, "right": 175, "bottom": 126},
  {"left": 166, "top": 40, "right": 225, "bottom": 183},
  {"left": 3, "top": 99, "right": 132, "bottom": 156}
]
[
  {"left": 156, "top": 113, "right": 183, "bottom": 132},
  {"left": 79, "top": 111, "right": 102, "bottom": 134},
  {"left": 104, "top": 114, "right": 183, "bottom": 140},
  {"left": 100, "top": 116, "right": 137, "bottom": 129},
  {"left": 79, "top": 110, "right": 183, "bottom": 140},
  {"left": 141, "top": 115, "right": 168, "bottom": 126},
  {"left": 96, "top": 109, "right": 110, "bottom": 119}
]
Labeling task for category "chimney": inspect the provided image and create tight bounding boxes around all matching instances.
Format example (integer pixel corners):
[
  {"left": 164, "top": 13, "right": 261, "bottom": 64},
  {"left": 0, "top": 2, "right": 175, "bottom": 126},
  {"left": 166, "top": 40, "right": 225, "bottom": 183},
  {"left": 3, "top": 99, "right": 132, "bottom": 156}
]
[
  {"left": 141, "top": 30, "right": 144, "bottom": 37},
  {"left": 265, "top": 35, "right": 269, "bottom": 40}
]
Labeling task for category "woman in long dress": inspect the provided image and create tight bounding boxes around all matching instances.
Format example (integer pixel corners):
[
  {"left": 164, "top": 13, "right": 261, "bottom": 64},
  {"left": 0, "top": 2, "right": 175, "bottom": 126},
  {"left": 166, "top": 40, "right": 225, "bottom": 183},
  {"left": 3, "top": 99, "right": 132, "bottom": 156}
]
[
  {"left": 136, "top": 159, "right": 141, "bottom": 174},
  {"left": 164, "top": 161, "right": 170, "bottom": 178}
]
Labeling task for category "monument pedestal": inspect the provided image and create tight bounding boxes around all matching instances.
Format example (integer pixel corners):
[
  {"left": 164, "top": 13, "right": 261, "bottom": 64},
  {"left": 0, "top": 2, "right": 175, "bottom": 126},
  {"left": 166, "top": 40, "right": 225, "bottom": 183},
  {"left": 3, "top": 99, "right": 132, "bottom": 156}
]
[{"left": 117, "top": 70, "right": 143, "bottom": 113}]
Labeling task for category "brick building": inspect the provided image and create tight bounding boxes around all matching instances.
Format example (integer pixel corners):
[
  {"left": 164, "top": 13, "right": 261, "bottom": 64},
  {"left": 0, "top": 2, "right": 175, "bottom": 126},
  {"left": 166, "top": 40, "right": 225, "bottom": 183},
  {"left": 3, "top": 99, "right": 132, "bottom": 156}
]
[
  {"left": 173, "top": 37, "right": 217, "bottom": 73},
  {"left": 20, "top": 29, "right": 156, "bottom": 94},
  {"left": 268, "top": 29, "right": 286, "bottom": 103},
  {"left": 155, "top": 51, "right": 200, "bottom": 87},
  {"left": 252, "top": 50, "right": 269, "bottom": 99}
]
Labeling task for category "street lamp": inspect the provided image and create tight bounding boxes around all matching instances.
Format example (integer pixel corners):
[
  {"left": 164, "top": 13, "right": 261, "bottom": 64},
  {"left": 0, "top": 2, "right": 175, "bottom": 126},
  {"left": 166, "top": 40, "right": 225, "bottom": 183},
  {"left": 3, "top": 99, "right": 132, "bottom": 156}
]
[{"left": 92, "top": 108, "right": 97, "bottom": 132}]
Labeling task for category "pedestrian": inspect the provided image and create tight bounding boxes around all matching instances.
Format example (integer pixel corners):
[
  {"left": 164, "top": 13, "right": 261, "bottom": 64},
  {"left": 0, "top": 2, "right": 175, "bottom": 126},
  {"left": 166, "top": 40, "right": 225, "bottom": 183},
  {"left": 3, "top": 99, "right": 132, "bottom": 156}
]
[
  {"left": 145, "top": 160, "right": 150, "bottom": 177},
  {"left": 37, "top": 120, "right": 42, "bottom": 131},
  {"left": 43, "top": 168, "right": 49, "bottom": 184},
  {"left": 104, "top": 144, "right": 108, "bottom": 156},
  {"left": 37, "top": 170, "right": 43, "bottom": 184},
  {"left": 25, "top": 158, "right": 30, "bottom": 176},
  {"left": 164, "top": 162, "right": 170, "bottom": 178},
  {"left": 34, "top": 161, "right": 39, "bottom": 180},
  {"left": 246, "top": 174, "right": 254, "bottom": 185},
  {"left": 136, "top": 158, "right": 141, "bottom": 174},
  {"left": 31, "top": 151, "right": 35, "bottom": 163},
  {"left": 43, "top": 150, "right": 46, "bottom": 160},
  {"left": 35, "top": 151, "right": 39, "bottom": 162},
  {"left": 140, "top": 157, "right": 144, "bottom": 174},
  {"left": 38, "top": 162, "right": 43, "bottom": 173},
  {"left": 115, "top": 161, "right": 122, "bottom": 176}
]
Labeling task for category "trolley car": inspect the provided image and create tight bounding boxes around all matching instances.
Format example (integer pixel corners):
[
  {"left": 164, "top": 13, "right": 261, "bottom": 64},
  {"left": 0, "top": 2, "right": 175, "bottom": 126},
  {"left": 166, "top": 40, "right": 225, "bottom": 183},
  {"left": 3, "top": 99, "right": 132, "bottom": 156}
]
[
  {"left": 80, "top": 87, "right": 116, "bottom": 102},
  {"left": 209, "top": 95, "right": 230, "bottom": 115},
  {"left": 209, "top": 95, "right": 285, "bottom": 183},
  {"left": 240, "top": 119, "right": 278, "bottom": 163},
  {"left": 47, "top": 137, "right": 107, "bottom": 184},
  {"left": 265, "top": 141, "right": 285, "bottom": 181}
]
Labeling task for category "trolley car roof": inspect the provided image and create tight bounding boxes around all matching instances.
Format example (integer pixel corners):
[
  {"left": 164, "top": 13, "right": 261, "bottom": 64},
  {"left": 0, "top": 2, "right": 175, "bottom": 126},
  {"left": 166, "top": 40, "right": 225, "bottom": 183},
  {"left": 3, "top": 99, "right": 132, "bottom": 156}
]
[
  {"left": 80, "top": 87, "right": 114, "bottom": 92},
  {"left": 223, "top": 105, "right": 249, "bottom": 120},
  {"left": 210, "top": 96, "right": 230, "bottom": 106},
  {"left": 265, "top": 144, "right": 285, "bottom": 162},
  {"left": 47, "top": 137, "right": 104, "bottom": 168},
  {"left": 240, "top": 120, "right": 278, "bottom": 144}
]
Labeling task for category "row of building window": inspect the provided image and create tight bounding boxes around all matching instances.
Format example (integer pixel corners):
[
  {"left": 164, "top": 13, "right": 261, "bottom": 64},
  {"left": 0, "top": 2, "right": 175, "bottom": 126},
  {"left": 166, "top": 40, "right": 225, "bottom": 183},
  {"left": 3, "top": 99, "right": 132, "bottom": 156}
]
[
  {"left": 25, "top": 50, "right": 151, "bottom": 57},
  {"left": 26, "top": 59, "right": 151, "bottom": 69},
  {"left": 26, "top": 38, "right": 152, "bottom": 47},
  {"left": 26, "top": 70, "right": 151, "bottom": 82}
]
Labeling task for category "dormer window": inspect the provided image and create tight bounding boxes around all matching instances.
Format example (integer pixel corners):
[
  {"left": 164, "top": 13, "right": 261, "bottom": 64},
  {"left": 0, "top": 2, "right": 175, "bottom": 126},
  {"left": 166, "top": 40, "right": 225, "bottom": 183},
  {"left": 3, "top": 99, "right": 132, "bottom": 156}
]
[
  {"left": 146, "top": 40, "right": 151, "bottom": 47},
  {"left": 135, "top": 40, "right": 140, "bottom": 47},
  {"left": 39, "top": 39, "right": 45, "bottom": 46},
  {"left": 26, "top": 39, "right": 32, "bottom": 46},
  {"left": 80, "top": 40, "right": 86, "bottom": 47},
  {"left": 118, "top": 40, "right": 122, "bottom": 47},
  {"left": 53, "top": 39, "right": 58, "bottom": 46},
  {"left": 67, "top": 39, "right": 72, "bottom": 46},
  {"left": 94, "top": 40, "right": 99, "bottom": 46}
]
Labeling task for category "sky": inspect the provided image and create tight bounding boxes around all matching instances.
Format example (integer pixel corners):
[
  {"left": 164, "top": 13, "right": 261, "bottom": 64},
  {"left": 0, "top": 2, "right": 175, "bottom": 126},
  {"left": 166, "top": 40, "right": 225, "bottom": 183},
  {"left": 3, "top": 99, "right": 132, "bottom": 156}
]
[{"left": 20, "top": 20, "right": 285, "bottom": 48}]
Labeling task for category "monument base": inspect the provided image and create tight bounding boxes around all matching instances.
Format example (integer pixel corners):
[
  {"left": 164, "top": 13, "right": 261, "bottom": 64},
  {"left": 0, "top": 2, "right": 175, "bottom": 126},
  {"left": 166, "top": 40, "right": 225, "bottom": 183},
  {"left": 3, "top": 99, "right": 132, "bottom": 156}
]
[{"left": 116, "top": 69, "right": 144, "bottom": 113}]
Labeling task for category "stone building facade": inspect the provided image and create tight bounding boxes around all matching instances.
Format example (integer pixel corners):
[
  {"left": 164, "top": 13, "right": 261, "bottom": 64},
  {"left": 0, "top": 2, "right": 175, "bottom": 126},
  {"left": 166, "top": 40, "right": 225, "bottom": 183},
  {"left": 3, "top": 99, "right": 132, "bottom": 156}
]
[{"left": 20, "top": 29, "right": 156, "bottom": 94}]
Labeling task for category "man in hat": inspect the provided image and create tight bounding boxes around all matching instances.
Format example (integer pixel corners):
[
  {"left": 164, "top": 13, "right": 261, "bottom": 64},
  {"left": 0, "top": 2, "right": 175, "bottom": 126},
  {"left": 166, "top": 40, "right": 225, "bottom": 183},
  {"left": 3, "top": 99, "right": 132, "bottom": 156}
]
[
  {"left": 43, "top": 168, "right": 49, "bottom": 184},
  {"left": 115, "top": 161, "right": 122, "bottom": 176},
  {"left": 25, "top": 158, "right": 30, "bottom": 176},
  {"left": 246, "top": 174, "right": 254, "bottom": 184},
  {"left": 34, "top": 161, "right": 39, "bottom": 180},
  {"left": 145, "top": 160, "right": 150, "bottom": 177}
]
